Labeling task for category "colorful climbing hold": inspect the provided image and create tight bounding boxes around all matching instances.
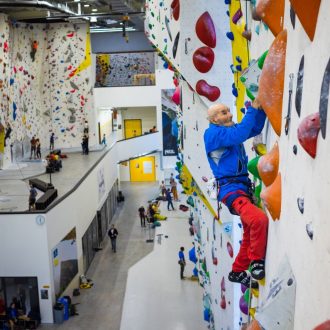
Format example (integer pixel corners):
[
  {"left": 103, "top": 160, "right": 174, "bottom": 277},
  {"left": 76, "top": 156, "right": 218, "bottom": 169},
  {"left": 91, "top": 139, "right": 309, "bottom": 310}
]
[
  {"left": 257, "top": 142, "right": 279, "bottom": 186},
  {"left": 319, "top": 57, "right": 330, "bottom": 139},
  {"left": 170, "top": 0, "right": 180, "bottom": 21},
  {"left": 297, "top": 113, "right": 320, "bottom": 158},
  {"left": 196, "top": 80, "right": 220, "bottom": 102},
  {"left": 227, "top": 242, "right": 233, "bottom": 258},
  {"left": 260, "top": 172, "right": 282, "bottom": 221},
  {"left": 297, "top": 198, "right": 304, "bottom": 214},
  {"left": 226, "top": 32, "right": 234, "bottom": 41},
  {"left": 195, "top": 12, "right": 216, "bottom": 48},
  {"left": 193, "top": 47, "right": 215, "bottom": 73}
]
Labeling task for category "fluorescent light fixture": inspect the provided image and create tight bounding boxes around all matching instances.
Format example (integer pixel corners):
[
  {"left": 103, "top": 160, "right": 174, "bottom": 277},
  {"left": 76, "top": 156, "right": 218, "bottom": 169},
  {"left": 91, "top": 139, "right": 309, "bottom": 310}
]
[
  {"left": 90, "top": 16, "right": 97, "bottom": 22},
  {"left": 92, "top": 8, "right": 98, "bottom": 12},
  {"left": 74, "top": 0, "right": 80, "bottom": 2},
  {"left": 90, "top": 27, "right": 137, "bottom": 33},
  {"left": 84, "top": 4, "right": 90, "bottom": 7}
]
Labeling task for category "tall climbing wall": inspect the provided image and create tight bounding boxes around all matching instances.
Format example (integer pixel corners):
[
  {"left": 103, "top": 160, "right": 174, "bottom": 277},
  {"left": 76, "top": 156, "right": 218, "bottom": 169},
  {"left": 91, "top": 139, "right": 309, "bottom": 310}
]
[
  {"left": 0, "top": 14, "right": 95, "bottom": 168},
  {"left": 249, "top": 1, "right": 330, "bottom": 329}
]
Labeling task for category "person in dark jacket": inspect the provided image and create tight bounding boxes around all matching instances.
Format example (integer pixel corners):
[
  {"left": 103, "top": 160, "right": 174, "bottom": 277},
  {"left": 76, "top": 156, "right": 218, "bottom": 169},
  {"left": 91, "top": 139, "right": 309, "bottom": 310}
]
[
  {"left": 166, "top": 188, "right": 174, "bottom": 211},
  {"left": 204, "top": 98, "right": 268, "bottom": 287},
  {"left": 178, "top": 247, "right": 186, "bottom": 279},
  {"left": 108, "top": 224, "right": 118, "bottom": 252},
  {"left": 138, "top": 206, "right": 146, "bottom": 227}
]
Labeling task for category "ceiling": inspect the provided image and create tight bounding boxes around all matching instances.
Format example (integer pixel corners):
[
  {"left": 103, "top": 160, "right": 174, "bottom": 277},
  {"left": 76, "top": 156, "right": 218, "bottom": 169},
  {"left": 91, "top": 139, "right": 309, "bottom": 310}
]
[{"left": 0, "top": 0, "right": 146, "bottom": 32}]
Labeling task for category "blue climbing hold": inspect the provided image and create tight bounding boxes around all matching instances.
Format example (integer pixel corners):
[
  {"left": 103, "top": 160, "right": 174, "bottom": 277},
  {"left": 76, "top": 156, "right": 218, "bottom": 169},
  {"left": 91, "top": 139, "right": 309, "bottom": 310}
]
[
  {"left": 236, "top": 65, "right": 242, "bottom": 71},
  {"left": 240, "top": 108, "right": 246, "bottom": 114},
  {"left": 226, "top": 32, "right": 234, "bottom": 41},
  {"left": 232, "top": 86, "right": 238, "bottom": 97},
  {"left": 230, "top": 64, "right": 236, "bottom": 74},
  {"left": 10, "top": 78, "right": 14, "bottom": 86},
  {"left": 226, "top": 10, "right": 230, "bottom": 17},
  {"left": 236, "top": 56, "right": 242, "bottom": 63},
  {"left": 255, "top": 25, "right": 260, "bottom": 35},
  {"left": 224, "top": 0, "right": 231, "bottom": 4}
]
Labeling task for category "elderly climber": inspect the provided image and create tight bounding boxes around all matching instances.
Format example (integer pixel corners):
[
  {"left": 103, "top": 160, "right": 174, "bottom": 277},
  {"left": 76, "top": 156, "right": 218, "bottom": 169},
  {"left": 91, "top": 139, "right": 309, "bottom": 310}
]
[{"left": 204, "top": 99, "right": 268, "bottom": 287}]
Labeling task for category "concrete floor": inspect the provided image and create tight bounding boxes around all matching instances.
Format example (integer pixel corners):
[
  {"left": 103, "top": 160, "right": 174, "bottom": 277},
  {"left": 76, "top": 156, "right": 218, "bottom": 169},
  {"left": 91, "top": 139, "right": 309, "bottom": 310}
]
[{"left": 39, "top": 182, "right": 205, "bottom": 330}]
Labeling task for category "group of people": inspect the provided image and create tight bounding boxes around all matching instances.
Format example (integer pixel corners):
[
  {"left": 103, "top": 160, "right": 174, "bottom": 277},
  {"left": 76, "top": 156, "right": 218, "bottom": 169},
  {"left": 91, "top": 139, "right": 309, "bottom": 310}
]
[
  {"left": 29, "top": 136, "right": 42, "bottom": 160},
  {"left": 0, "top": 294, "right": 40, "bottom": 330}
]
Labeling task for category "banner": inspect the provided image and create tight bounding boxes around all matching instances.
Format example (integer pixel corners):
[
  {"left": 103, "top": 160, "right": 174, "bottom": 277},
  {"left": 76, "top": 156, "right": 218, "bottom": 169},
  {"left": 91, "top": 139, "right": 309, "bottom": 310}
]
[{"left": 162, "top": 89, "right": 178, "bottom": 156}]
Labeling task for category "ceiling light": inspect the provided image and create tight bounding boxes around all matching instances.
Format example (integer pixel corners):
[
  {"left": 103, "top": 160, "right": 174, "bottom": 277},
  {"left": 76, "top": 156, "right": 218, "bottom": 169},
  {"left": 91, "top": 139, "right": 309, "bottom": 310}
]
[
  {"left": 84, "top": 4, "right": 90, "bottom": 7},
  {"left": 90, "top": 17, "right": 97, "bottom": 22},
  {"left": 74, "top": 0, "right": 80, "bottom": 2},
  {"left": 92, "top": 8, "right": 98, "bottom": 12},
  {"left": 90, "top": 27, "right": 137, "bottom": 33}
]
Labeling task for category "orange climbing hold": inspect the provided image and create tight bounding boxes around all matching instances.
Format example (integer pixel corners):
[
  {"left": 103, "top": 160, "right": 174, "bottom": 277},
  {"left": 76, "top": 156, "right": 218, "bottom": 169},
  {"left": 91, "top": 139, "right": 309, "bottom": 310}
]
[
  {"left": 256, "top": 0, "right": 285, "bottom": 36},
  {"left": 258, "top": 30, "right": 287, "bottom": 136},
  {"left": 261, "top": 172, "right": 281, "bottom": 221},
  {"left": 257, "top": 142, "right": 279, "bottom": 187},
  {"left": 246, "top": 320, "right": 262, "bottom": 330},
  {"left": 297, "top": 113, "right": 320, "bottom": 159},
  {"left": 290, "top": 0, "right": 321, "bottom": 41}
]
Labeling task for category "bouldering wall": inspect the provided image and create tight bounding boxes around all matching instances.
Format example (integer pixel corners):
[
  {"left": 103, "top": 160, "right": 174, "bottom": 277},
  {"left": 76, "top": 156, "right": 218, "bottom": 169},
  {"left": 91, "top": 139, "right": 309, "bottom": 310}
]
[{"left": 0, "top": 14, "right": 95, "bottom": 168}]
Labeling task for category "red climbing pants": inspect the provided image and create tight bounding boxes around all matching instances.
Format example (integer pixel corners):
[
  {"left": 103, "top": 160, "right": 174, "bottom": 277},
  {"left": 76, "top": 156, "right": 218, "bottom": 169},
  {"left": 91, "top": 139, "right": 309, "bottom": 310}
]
[{"left": 231, "top": 196, "right": 269, "bottom": 272}]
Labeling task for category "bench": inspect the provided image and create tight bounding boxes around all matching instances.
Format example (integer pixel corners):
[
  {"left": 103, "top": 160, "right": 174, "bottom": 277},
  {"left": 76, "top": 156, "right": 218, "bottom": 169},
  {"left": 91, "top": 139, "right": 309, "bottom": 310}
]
[
  {"left": 29, "top": 178, "right": 54, "bottom": 192},
  {"left": 35, "top": 189, "right": 58, "bottom": 210}
]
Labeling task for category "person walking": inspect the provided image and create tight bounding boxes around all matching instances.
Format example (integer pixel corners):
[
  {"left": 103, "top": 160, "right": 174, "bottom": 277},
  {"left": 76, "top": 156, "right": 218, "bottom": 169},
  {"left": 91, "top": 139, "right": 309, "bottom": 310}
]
[
  {"left": 36, "top": 139, "right": 41, "bottom": 159},
  {"left": 204, "top": 98, "right": 268, "bottom": 286},
  {"left": 171, "top": 178, "right": 179, "bottom": 201},
  {"left": 138, "top": 206, "right": 146, "bottom": 227},
  {"left": 166, "top": 188, "right": 174, "bottom": 211},
  {"left": 178, "top": 247, "right": 186, "bottom": 279},
  {"left": 50, "top": 133, "right": 55, "bottom": 151},
  {"left": 101, "top": 133, "right": 107, "bottom": 146},
  {"left": 108, "top": 224, "right": 118, "bottom": 253},
  {"left": 28, "top": 183, "right": 38, "bottom": 211}
]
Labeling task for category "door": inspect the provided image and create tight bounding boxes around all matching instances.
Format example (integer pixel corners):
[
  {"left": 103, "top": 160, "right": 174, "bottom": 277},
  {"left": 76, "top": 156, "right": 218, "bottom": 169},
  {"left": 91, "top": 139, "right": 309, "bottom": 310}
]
[
  {"left": 129, "top": 156, "right": 156, "bottom": 182},
  {"left": 124, "top": 119, "right": 142, "bottom": 138}
]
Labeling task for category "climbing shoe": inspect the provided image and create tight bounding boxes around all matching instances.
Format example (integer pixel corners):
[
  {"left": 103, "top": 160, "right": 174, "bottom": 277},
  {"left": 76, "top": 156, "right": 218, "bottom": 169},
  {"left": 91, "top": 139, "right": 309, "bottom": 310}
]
[
  {"left": 250, "top": 260, "right": 265, "bottom": 280},
  {"left": 228, "top": 271, "right": 259, "bottom": 289}
]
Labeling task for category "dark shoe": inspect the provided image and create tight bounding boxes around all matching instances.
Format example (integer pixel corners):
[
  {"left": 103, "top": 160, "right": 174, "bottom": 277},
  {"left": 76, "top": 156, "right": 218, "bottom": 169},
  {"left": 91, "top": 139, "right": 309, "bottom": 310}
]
[
  {"left": 250, "top": 260, "right": 265, "bottom": 280},
  {"left": 228, "top": 271, "right": 258, "bottom": 289}
]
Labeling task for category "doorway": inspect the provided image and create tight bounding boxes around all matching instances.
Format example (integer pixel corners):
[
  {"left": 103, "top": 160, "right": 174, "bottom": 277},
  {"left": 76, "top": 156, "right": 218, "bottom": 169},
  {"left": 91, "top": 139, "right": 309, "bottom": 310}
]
[
  {"left": 124, "top": 119, "right": 142, "bottom": 139},
  {"left": 129, "top": 156, "right": 156, "bottom": 182}
]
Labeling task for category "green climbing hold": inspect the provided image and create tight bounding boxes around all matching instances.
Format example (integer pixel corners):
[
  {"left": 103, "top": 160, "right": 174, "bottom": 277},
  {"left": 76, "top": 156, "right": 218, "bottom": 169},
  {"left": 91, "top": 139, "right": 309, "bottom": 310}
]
[
  {"left": 247, "top": 156, "right": 261, "bottom": 179},
  {"left": 257, "top": 50, "right": 269, "bottom": 70},
  {"left": 244, "top": 288, "right": 250, "bottom": 303},
  {"left": 246, "top": 88, "right": 255, "bottom": 101},
  {"left": 240, "top": 76, "right": 246, "bottom": 83}
]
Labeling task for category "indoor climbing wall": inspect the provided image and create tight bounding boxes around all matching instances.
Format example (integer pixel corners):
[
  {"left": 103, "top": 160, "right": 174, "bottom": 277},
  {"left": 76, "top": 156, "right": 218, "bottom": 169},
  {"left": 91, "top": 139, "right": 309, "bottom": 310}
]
[
  {"left": 0, "top": 15, "right": 95, "bottom": 168},
  {"left": 245, "top": 1, "right": 330, "bottom": 329}
]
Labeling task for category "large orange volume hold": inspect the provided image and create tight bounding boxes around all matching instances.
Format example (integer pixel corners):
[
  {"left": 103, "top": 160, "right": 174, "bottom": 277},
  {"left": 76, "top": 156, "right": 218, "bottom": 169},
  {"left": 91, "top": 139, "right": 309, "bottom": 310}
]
[
  {"left": 247, "top": 320, "right": 263, "bottom": 330},
  {"left": 290, "top": 0, "right": 321, "bottom": 41},
  {"left": 258, "top": 30, "right": 287, "bottom": 136},
  {"left": 260, "top": 172, "right": 281, "bottom": 221},
  {"left": 257, "top": 142, "right": 279, "bottom": 187},
  {"left": 256, "top": 0, "right": 285, "bottom": 36}
]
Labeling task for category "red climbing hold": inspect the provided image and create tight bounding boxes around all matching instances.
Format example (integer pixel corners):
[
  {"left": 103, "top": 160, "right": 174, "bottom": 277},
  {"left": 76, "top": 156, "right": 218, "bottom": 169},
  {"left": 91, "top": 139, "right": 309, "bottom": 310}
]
[
  {"left": 297, "top": 113, "right": 320, "bottom": 158},
  {"left": 172, "top": 86, "right": 180, "bottom": 105},
  {"left": 173, "top": 78, "right": 179, "bottom": 87},
  {"left": 195, "top": 12, "right": 216, "bottom": 48},
  {"left": 67, "top": 32, "right": 74, "bottom": 38},
  {"left": 193, "top": 47, "right": 215, "bottom": 73},
  {"left": 314, "top": 320, "right": 330, "bottom": 330},
  {"left": 196, "top": 80, "right": 220, "bottom": 102},
  {"left": 171, "top": 0, "right": 180, "bottom": 21},
  {"left": 221, "top": 276, "right": 226, "bottom": 291},
  {"left": 220, "top": 295, "right": 226, "bottom": 309},
  {"left": 227, "top": 242, "right": 233, "bottom": 258}
]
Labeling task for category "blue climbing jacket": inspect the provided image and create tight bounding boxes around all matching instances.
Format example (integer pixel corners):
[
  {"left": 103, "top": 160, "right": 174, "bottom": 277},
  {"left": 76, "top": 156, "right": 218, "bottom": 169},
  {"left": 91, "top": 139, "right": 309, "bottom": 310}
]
[{"left": 204, "top": 106, "right": 266, "bottom": 206}]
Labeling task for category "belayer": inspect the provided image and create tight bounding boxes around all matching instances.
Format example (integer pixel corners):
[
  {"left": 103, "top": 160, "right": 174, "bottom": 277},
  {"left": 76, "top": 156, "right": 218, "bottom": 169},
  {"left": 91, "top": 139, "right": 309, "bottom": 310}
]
[{"left": 204, "top": 98, "right": 268, "bottom": 286}]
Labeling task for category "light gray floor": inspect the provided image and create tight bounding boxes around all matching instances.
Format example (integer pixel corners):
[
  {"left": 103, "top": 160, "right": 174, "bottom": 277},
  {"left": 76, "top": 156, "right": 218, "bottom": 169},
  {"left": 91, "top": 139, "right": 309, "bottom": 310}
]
[{"left": 39, "top": 182, "right": 205, "bottom": 330}]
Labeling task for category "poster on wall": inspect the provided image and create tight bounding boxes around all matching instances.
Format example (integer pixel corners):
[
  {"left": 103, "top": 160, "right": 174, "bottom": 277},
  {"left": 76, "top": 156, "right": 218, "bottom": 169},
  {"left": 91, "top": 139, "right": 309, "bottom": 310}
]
[
  {"left": 98, "top": 166, "right": 106, "bottom": 200},
  {"left": 162, "top": 89, "right": 178, "bottom": 156},
  {"left": 52, "top": 227, "right": 78, "bottom": 298},
  {"left": 95, "top": 52, "right": 156, "bottom": 87}
]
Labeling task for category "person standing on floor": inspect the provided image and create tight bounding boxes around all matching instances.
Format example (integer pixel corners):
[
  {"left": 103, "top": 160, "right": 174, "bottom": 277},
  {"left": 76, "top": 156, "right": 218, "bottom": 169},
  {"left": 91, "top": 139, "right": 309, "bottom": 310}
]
[
  {"left": 30, "top": 136, "right": 36, "bottom": 159},
  {"left": 101, "top": 133, "right": 107, "bottom": 146},
  {"left": 160, "top": 180, "right": 167, "bottom": 198},
  {"left": 36, "top": 139, "right": 41, "bottom": 159},
  {"left": 204, "top": 98, "right": 268, "bottom": 287},
  {"left": 171, "top": 178, "right": 179, "bottom": 201},
  {"left": 178, "top": 247, "right": 186, "bottom": 279},
  {"left": 138, "top": 206, "right": 146, "bottom": 227},
  {"left": 50, "top": 133, "right": 55, "bottom": 151},
  {"left": 166, "top": 188, "right": 175, "bottom": 211},
  {"left": 29, "top": 183, "right": 38, "bottom": 211},
  {"left": 108, "top": 224, "right": 118, "bottom": 253}
]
